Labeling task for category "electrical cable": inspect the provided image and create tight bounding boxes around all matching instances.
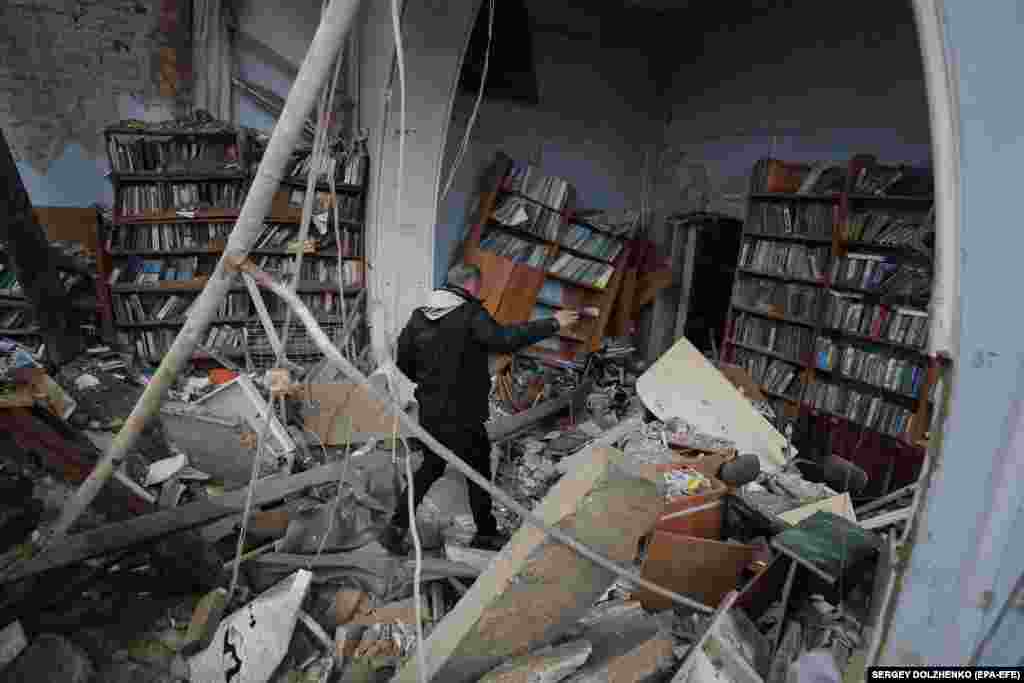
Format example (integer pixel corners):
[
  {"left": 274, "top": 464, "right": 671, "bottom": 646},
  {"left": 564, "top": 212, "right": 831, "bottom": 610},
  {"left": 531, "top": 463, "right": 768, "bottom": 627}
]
[
  {"left": 439, "top": 0, "right": 495, "bottom": 203},
  {"left": 227, "top": 392, "right": 280, "bottom": 603},
  {"left": 247, "top": 269, "right": 716, "bottom": 615},
  {"left": 390, "top": 0, "right": 406, "bottom": 356}
]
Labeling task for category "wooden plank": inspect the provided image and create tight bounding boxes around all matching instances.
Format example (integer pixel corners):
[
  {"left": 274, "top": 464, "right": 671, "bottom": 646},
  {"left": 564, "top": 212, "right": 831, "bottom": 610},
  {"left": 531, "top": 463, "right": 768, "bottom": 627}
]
[
  {"left": 636, "top": 530, "right": 760, "bottom": 612},
  {"left": 777, "top": 493, "right": 856, "bottom": 527},
  {"left": 3, "top": 459, "right": 353, "bottom": 582},
  {"left": 673, "top": 223, "right": 698, "bottom": 343},
  {"left": 860, "top": 508, "right": 911, "bottom": 530}
]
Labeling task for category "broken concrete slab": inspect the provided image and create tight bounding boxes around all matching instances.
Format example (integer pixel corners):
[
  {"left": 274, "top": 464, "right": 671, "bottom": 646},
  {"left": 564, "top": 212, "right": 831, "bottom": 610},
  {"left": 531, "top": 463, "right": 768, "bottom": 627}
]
[
  {"left": 555, "top": 417, "right": 645, "bottom": 474},
  {"left": 189, "top": 570, "right": 312, "bottom": 683},
  {"left": 394, "top": 447, "right": 664, "bottom": 683},
  {"left": 636, "top": 336, "right": 789, "bottom": 472},
  {"left": 478, "top": 639, "right": 593, "bottom": 683},
  {"left": 563, "top": 608, "right": 676, "bottom": 683}
]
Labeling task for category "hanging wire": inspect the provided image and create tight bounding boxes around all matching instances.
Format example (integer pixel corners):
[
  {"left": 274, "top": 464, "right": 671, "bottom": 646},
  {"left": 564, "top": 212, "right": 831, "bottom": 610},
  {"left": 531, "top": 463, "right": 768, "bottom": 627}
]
[{"left": 439, "top": 0, "right": 495, "bottom": 203}]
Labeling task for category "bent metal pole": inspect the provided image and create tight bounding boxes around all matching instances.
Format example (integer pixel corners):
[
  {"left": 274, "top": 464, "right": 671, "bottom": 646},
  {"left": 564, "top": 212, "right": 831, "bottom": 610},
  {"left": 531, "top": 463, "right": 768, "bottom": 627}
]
[
  {"left": 42, "top": 0, "right": 364, "bottom": 548},
  {"left": 237, "top": 262, "right": 714, "bottom": 616}
]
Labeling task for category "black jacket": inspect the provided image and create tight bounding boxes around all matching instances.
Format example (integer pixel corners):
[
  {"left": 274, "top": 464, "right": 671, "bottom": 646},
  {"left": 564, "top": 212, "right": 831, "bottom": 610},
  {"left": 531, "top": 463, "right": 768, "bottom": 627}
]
[{"left": 396, "top": 286, "right": 560, "bottom": 425}]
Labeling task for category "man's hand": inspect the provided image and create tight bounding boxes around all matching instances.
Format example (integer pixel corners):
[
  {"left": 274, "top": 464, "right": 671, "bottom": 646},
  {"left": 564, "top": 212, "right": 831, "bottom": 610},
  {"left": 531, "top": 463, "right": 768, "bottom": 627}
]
[{"left": 553, "top": 310, "right": 581, "bottom": 329}]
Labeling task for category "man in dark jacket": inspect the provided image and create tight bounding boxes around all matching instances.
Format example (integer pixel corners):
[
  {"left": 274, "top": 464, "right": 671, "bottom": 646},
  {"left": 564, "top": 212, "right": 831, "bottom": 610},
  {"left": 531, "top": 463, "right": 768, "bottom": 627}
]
[{"left": 380, "top": 263, "right": 579, "bottom": 553}]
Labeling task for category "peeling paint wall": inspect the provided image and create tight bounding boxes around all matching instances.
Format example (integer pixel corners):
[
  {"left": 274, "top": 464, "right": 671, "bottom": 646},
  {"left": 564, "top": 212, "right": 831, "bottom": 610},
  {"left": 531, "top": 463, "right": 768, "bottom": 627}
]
[{"left": 2, "top": 0, "right": 189, "bottom": 205}]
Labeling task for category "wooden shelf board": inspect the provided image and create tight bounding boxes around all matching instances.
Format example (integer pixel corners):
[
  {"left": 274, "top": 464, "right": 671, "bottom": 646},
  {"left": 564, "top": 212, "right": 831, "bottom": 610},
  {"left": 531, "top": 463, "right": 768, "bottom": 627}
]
[
  {"left": 731, "top": 303, "right": 815, "bottom": 328},
  {"left": 847, "top": 194, "right": 933, "bottom": 204},
  {"left": 812, "top": 366, "right": 922, "bottom": 402},
  {"left": 728, "top": 339, "right": 805, "bottom": 366},
  {"left": 112, "top": 282, "right": 363, "bottom": 295},
  {"left": 819, "top": 327, "right": 927, "bottom": 355},
  {"left": 544, "top": 272, "right": 608, "bottom": 293},
  {"left": 736, "top": 268, "right": 823, "bottom": 286},
  {"left": 749, "top": 192, "right": 841, "bottom": 202},
  {"left": 746, "top": 232, "right": 833, "bottom": 245},
  {"left": 0, "top": 328, "right": 41, "bottom": 336},
  {"left": 106, "top": 127, "right": 238, "bottom": 136},
  {"left": 111, "top": 171, "right": 249, "bottom": 182},
  {"left": 800, "top": 404, "right": 919, "bottom": 448},
  {"left": 279, "top": 178, "right": 365, "bottom": 194},
  {"left": 108, "top": 247, "right": 362, "bottom": 259}
]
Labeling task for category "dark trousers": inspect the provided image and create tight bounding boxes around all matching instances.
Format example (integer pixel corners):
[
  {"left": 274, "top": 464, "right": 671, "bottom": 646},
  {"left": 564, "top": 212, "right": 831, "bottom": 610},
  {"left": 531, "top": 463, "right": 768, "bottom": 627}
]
[{"left": 391, "top": 417, "right": 498, "bottom": 537}]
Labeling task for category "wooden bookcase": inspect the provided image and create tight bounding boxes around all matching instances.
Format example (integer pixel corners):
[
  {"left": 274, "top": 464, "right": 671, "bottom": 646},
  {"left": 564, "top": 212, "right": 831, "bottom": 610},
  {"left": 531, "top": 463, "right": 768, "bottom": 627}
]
[
  {"left": 722, "top": 155, "right": 936, "bottom": 460},
  {"left": 98, "top": 125, "right": 368, "bottom": 364},
  {"left": 460, "top": 155, "right": 634, "bottom": 368},
  {"left": 0, "top": 211, "right": 100, "bottom": 355}
]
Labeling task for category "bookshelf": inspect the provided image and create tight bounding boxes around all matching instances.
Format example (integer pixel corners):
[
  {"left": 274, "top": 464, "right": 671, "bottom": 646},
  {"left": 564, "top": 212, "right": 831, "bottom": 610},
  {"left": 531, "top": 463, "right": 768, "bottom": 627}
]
[
  {"left": 460, "top": 154, "right": 634, "bottom": 367},
  {"left": 722, "top": 155, "right": 936, "bottom": 455},
  {"left": 99, "top": 125, "right": 369, "bottom": 364}
]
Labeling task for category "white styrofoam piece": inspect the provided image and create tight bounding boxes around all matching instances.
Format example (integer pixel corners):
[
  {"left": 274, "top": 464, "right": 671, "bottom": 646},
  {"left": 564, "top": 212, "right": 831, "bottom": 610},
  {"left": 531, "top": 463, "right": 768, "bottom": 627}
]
[
  {"left": 194, "top": 375, "right": 297, "bottom": 461},
  {"left": 637, "top": 336, "right": 788, "bottom": 472},
  {"left": 144, "top": 452, "right": 188, "bottom": 488},
  {"left": 189, "top": 570, "right": 312, "bottom": 683}
]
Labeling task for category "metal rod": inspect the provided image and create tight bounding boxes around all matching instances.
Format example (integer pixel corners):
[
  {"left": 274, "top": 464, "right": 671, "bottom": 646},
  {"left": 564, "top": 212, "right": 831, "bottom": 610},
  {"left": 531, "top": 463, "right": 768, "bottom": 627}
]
[
  {"left": 37, "top": 0, "right": 364, "bottom": 554},
  {"left": 247, "top": 265, "right": 714, "bottom": 615}
]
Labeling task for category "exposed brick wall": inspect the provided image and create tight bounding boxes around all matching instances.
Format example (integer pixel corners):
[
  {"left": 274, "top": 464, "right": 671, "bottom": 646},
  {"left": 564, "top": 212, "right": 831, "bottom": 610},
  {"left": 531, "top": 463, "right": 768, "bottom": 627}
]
[{"left": 0, "top": 0, "right": 190, "bottom": 174}]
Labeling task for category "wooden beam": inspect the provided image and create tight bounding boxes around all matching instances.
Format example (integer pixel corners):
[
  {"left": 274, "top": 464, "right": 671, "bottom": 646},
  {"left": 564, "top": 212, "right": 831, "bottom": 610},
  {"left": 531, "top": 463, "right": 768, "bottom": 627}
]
[
  {"left": 4, "top": 460, "right": 353, "bottom": 583},
  {"left": 672, "top": 222, "right": 698, "bottom": 343}
]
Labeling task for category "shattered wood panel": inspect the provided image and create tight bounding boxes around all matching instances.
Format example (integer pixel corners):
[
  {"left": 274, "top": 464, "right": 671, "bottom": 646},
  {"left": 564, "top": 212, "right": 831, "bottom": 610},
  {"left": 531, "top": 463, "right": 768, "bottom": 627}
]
[
  {"left": 302, "top": 382, "right": 414, "bottom": 445},
  {"left": 637, "top": 335, "right": 788, "bottom": 471},
  {"left": 637, "top": 530, "right": 760, "bottom": 612}
]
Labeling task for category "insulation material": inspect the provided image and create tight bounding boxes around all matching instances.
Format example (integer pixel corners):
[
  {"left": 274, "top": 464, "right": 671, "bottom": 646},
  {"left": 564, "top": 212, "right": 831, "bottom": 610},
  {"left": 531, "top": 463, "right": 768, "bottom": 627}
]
[
  {"left": 637, "top": 336, "right": 789, "bottom": 472},
  {"left": 189, "top": 570, "right": 312, "bottom": 683}
]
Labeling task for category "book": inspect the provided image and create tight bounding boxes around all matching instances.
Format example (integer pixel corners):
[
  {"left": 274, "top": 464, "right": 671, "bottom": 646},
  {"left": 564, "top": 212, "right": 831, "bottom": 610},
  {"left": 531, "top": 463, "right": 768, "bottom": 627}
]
[
  {"left": 814, "top": 336, "right": 925, "bottom": 398},
  {"left": 547, "top": 253, "right": 614, "bottom": 289},
  {"left": 733, "top": 280, "right": 819, "bottom": 322},
  {"left": 739, "top": 239, "right": 828, "bottom": 281},
  {"left": 479, "top": 231, "right": 550, "bottom": 268},
  {"left": 804, "top": 379, "right": 916, "bottom": 438},
  {"left": 118, "top": 180, "right": 248, "bottom": 215},
  {"left": 731, "top": 313, "right": 813, "bottom": 363},
  {"left": 108, "top": 133, "right": 241, "bottom": 174}
]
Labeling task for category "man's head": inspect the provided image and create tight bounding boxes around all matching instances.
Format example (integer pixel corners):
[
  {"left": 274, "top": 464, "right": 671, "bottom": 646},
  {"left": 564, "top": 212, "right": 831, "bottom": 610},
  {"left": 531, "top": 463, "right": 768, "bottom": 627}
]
[{"left": 447, "top": 263, "right": 482, "bottom": 298}]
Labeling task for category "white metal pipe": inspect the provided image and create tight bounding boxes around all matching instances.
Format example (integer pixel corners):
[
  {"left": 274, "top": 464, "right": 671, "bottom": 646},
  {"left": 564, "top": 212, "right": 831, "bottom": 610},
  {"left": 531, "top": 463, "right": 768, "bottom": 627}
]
[{"left": 38, "top": 0, "right": 364, "bottom": 551}]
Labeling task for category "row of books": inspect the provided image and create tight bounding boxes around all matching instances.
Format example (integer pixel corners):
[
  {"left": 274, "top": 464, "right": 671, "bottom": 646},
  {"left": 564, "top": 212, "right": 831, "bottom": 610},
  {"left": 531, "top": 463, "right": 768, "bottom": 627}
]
[
  {"left": 829, "top": 254, "right": 899, "bottom": 291},
  {"left": 732, "top": 348, "right": 803, "bottom": 398},
  {"left": 288, "top": 190, "right": 364, "bottom": 219},
  {"left": 110, "top": 256, "right": 212, "bottom": 285},
  {"left": 108, "top": 222, "right": 233, "bottom": 251},
  {"left": 823, "top": 293, "right": 929, "bottom": 349},
  {"left": 254, "top": 256, "right": 364, "bottom": 287},
  {"left": 733, "top": 280, "right": 819, "bottom": 323},
  {"left": 118, "top": 181, "right": 247, "bottom": 215},
  {"left": 286, "top": 144, "right": 368, "bottom": 186},
  {"left": 479, "top": 231, "right": 550, "bottom": 268},
  {"left": 560, "top": 223, "right": 624, "bottom": 261},
  {"left": 813, "top": 337, "right": 926, "bottom": 398},
  {"left": 739, "top": 240, "right": 827, "bottom": 281},
  {"left": 548, "top": 253, "right": 614, "bottom": 290},
  {"left": 319, "top": 228, "right": 363, "bottom": 258},
  {"left": 731, "top": 313, "right": 813, "bottom": 363},
  {"left": 842, "top": 210, "right": 930, "bottom": 245},
  {"left": 264, "top": 291, "right": 350, "bottom": 317},
  {"left": 573, "top": 210, "right": 638, "bottom": 237},
  {"left": 503, "top": 162, "right": 573, "bottom": 211},
  {"left": 746, "top": 203, "right": 835, "bottom": 240},
  {"left": 121, "top": 324, "right": 244, "bottom": 361},
  {"left": 852, "top": 163, "right": 907, "bottom": 196},
  {"left": 492, "top": 197, "right": 563, "bottom": 241},
  {"left": 108, "top": 135, "right": 241, "bottom": 174},
  {"left": 804, "top": 380, "right": 916, "bottom": 438},
  {"left": 750, "top": 158, "right": 846, "bottom": 195}
]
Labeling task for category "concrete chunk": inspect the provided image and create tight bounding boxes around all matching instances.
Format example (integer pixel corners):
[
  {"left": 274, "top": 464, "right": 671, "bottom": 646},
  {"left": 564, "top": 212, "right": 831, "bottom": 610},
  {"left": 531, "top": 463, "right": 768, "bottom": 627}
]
[
  {"left": 478, "top": 640, "right": 593, "bottom": 683},
  {"left": 564, "top": 609, "right": 676, "bottom": 683},
  {"left": 394, "top": 447, "right": 664, "bottom": 683}
]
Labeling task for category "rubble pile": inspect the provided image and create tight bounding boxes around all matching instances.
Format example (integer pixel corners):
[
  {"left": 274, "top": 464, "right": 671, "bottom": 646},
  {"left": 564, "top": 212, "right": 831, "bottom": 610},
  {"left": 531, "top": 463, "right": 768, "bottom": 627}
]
[{"left": 0, "top": 323, "right": 918, "bottom": 683}]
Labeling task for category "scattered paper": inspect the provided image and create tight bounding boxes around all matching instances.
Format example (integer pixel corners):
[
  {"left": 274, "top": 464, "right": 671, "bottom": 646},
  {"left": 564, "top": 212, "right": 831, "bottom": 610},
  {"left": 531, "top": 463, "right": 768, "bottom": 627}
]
[{"left": 145, "top": 453, "right": 188, "bottom": 488}]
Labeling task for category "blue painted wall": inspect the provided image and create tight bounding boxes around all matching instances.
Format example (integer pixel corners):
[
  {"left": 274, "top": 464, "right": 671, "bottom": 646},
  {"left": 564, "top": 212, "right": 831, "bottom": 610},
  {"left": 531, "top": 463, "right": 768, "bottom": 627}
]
[
  {"left": 436, "top": 26, "right": 661, "bottom": 287},
  {"left": 884, "top": 1, "right": 1024, "bottom": 666}
]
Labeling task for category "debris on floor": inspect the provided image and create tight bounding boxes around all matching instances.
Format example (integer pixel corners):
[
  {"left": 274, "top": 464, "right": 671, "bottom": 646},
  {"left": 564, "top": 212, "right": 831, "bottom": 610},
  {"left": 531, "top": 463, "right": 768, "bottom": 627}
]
[{"left": 0, "top": 322, "right": 914, "bottom": 683}]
